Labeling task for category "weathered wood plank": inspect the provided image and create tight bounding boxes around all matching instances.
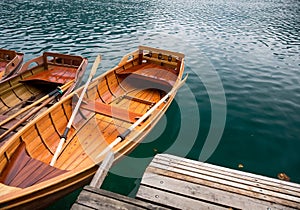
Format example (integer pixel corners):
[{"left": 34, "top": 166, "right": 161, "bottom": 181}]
[
  {"left": 139, "top": 154, "right": 300, "bottom": 209},
  {"left": 140, "top": 171, "right": 294, "bottom": 210},
  {"left": 147, "top": 163, "right": 300, "bottom": 208},
  {"left": 137, "top": 185, "right": 227, "bottom": 210},
  {"left": 71, "top": 203, "right": 91, "bottom": 210},
  {"left": 150, "top": 157, "right": 300, "bottom": 198},
  {"left": 72, "top": 186, "right": 168, "bottom": 210},
  {"left": 155, "top": 154, "right": 300, "bottom": 193}
]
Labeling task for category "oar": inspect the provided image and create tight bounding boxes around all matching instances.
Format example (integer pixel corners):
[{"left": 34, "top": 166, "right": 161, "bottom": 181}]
[
  {"left": 50, "top": 55, "right": 101, "bottom": 166},
  {"left": 0, "top": 80, "right": 74, "bottom": 127},
  {"left": 0, "top": 81, "right": 73, "bottom": 141},
  {"left": 96, "top": 74, "right": 188, "bottom": 159}
]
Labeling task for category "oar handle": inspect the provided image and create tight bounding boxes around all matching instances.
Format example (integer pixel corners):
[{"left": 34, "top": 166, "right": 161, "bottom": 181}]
[{"left": 61, "top": 128, "right": 70, "bottom": 139}]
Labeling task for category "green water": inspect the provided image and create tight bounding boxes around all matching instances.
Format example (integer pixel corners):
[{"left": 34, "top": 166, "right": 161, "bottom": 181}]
[{"left": 1, "top": 0, "right": 299, "bottom": 209}]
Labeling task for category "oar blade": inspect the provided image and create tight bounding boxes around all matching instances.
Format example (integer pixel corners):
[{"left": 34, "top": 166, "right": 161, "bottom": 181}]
[{"left": 90, "top": 55, "right": 102, "bottom": 78}]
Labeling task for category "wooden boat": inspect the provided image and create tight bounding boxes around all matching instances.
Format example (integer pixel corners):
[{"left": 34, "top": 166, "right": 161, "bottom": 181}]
[
  {"left": 0, "top": 49, "right": 24, "bottom": 81},
  {"left": 0, "top": 52, "right": 87, "bottom": 144},
  {"left": 0, "top": 46, "right": 185, "bottom": 209}
]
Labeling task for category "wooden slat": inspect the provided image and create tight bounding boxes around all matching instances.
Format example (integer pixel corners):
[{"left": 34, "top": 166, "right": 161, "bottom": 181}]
[
  {"left": 71, "top": 203, "right": 91, "bottom": 210},
  {"left": 96, "top": 78, "right": 113, "bottom": 103},
  {"left": 0, "top": 142, "right": 67, "bottom": 188},
  {"left": 53, "top": 115, "right": 115, "bottom": 169},
  {"left": 105, "top": 72, "right": 125, "bottom": 97},
  {"left": 137, "top": 154, "right": 300, "bottom": 209},
  {"left": 148, "top": 163, "right": 299, "bottom": 207},
  {"left": 0, "top": 143, "right": 31, "bottom": 185},
  {"left": 154, "top": 154, "right": 300, "bottom": 194},
  {"left": 72, "top": 186, "right": 168, "bottom": 210},
  {"left": 137, "top": 185, "right": 227, "bottom": 210},
  {"left": 112, "top": 88, "right": 161, "bottom": 116},
  {"left": 140, "top": 172, "right": 294, "bottom": 210}
]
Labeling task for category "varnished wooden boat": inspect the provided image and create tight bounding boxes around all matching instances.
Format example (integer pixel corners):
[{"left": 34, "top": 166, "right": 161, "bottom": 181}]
[
  {"left": 0, "top": 52, "right": 87, "bottom": 144},
  {"left": 0, "top": 49, "right": 24, "bottom": 81},
  {"left": 0, "top": 46, "right": 185, "bottom": 209}
]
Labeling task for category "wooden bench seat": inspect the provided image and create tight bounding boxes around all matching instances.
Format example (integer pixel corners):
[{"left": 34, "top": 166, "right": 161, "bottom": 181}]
[
  {"left": 116, "top": 63, "right": 178, "bottom": 87},
  {"left": 21, "top": 66, "right": 77, "bottom": 85},
  {"left": 80, "top": 101, "right": 143, "bottom": 124},
  {"left": 0, "top": 142, "right": 67, "bottom": 188}
]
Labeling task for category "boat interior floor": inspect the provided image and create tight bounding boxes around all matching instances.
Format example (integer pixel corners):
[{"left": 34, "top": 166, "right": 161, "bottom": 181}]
[{"left": 0, "top": 142, "right": 67, "bottom": 188}]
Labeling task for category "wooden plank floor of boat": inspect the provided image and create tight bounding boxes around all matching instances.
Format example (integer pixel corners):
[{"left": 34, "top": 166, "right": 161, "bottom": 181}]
[{"left": 0, "top": 142, "right": 67, "bottom": 188}]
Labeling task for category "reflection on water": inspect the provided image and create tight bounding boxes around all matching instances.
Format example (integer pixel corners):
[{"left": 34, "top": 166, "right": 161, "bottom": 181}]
[{"left": 1, "top": 0, "right": 299, "bottom": 208}]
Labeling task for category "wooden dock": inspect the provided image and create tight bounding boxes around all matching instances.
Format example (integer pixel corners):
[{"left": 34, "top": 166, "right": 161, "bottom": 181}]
[{"left": 72, "top": 154, "right": 300, "bottom": 210}]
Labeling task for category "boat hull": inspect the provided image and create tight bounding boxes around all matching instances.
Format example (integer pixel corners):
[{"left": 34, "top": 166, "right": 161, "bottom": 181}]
[{"left": 0, "top": 46, "right": 185, "bottom": 209}]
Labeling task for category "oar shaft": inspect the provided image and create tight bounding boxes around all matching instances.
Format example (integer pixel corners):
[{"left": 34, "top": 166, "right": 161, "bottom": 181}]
[
  {"left": 0, "top": 80, "right": 73, "bottom": 127},
  {"left": 57, "top": 74, "right": 93, "bottom": 141},
  {"left": 0, "top": 90, "right": 63, "bottom": 141},
  {"left": 66, "top": 73, "right": 93, "bottom": 131},
  {"left": 50, "top": 137, "right": 65, "bottom": 166},
  {"left": 50, "top": 55, "right": 101, "bottom": 166}
]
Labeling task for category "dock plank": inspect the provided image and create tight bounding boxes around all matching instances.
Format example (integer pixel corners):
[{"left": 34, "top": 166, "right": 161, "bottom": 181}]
[
  {"left": 136, "top": 154, "right": 300, "bottom": 210},
  {"left": 155, "top": 154, "right": 300, "bottom": 193},
  {"left": 141, "top": 171, "right": 293, "bottom": 210},
  {"left": 72, "top": 186, "right": 168, "bottom": 210},
  {"left": 148, "top": 162, "right": 300, "bottom": 204},
  {"left": 137, "top": 185, "right": 227, "bottom": 210}
]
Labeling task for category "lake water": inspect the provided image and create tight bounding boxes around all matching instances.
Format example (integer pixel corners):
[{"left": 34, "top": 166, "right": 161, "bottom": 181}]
[{"left": 1, "top": 0, "right": 299, "bottom": 209}]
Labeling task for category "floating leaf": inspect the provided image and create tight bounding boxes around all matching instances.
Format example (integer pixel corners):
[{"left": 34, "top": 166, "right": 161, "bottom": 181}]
[{"left": 277, "top": 173, "right": 290, "bottom": 181}]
